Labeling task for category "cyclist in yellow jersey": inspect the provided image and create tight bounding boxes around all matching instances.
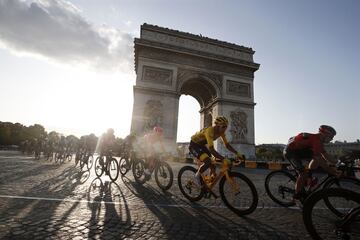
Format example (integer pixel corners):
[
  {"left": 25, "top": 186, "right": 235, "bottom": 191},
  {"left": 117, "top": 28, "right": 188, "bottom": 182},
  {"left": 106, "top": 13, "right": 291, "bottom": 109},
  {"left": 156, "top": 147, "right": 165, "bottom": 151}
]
[{"left": 189, "top": 116, "right": 245, "bottom": 185}]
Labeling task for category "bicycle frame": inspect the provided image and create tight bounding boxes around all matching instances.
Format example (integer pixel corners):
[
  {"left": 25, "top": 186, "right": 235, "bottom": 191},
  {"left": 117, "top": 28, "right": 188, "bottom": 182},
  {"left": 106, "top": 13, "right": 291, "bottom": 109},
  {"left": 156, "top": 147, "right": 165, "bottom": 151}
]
[
  {"left": 337, "top": 206, "right": 360, "bottom": 229},
  {"left": 199, "top": 158, "right": 241, "bottom": 194},
  {"left": 290, "top": 154, "right": 359, "bottom": 193}
]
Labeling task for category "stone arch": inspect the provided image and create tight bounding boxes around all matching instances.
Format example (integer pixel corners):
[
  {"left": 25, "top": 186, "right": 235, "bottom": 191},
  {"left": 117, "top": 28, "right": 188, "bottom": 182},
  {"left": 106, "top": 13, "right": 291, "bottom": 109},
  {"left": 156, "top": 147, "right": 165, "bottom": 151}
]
[
  {"left": 177, "top": 74, "right": 219, "bottom": 108},
  {"left": 130, "top": 24, "right": 260, "bottom": 157},
  {"left": 178, "top": 75, "right": 219, "bottom": 129}
]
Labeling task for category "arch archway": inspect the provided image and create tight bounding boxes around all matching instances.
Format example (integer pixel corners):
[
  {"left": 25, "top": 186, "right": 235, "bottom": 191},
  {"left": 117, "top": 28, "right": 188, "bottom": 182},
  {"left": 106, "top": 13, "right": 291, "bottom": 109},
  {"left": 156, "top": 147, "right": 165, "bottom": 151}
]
[
  {"left": 131, "top": 24, "right": 260, "bottom": 157},
  {"left": 179, "top": 76, "right": 218, "bottom": 128}
]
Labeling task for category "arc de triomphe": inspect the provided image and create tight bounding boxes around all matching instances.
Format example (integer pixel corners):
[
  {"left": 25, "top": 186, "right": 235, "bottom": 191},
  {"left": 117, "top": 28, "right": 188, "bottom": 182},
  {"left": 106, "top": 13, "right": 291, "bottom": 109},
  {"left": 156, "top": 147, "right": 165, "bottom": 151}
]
[{"left": 131, "top": 24, "right": 260, "bottom": 158}]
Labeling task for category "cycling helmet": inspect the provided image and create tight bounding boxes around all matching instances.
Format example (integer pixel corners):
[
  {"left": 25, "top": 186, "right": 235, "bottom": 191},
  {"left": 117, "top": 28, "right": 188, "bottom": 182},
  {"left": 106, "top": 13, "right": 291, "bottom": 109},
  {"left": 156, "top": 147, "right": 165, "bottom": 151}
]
[
  {"left": 107, "top": 128, "right": 114, "bottom": 134},
  {"left": 214, "top": 116, "right": 229, "bottom": 126},
  {"left": 319, "top": 125, "right": 336, "bottom": 136},
  {"left": 153, "top": 126, "right": 163, "bottom": 134}
]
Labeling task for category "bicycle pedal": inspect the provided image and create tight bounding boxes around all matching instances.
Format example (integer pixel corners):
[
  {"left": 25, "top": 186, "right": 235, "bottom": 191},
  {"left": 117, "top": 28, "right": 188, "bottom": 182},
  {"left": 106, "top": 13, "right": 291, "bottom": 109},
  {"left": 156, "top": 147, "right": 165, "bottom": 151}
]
[
  {"left": 203, "top": 189, "right": 218, "bottom": 199},
  {"left": 204, "top": 192, "right": 211, "bottom": 199}
]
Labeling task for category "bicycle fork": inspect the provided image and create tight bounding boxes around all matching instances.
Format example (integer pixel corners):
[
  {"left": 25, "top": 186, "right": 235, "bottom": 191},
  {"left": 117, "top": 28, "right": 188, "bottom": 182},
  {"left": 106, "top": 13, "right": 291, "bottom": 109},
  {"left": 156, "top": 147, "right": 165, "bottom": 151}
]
[{"left": 335, "top": 206, "right": 360, "bottom": 238}]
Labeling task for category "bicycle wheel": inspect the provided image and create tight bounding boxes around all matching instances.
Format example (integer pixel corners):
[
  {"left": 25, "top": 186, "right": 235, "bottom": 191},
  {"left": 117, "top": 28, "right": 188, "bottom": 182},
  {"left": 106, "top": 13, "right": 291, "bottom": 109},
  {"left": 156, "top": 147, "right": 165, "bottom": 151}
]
[
  {"left": 132, "top": 159, "right": 147, "bottom": 184},
  {"left": 322, "top": 176, "right": 360, "bottom": 217},
  {"left": 155, "top": 161, "right": 173, "bottom": 191},
  {"left": 303, "top": 188, "right": 360, "bottom": 240},
  {"left": 219, "top": 171, "right": 258, "bottom": 216},
  {"left": 177, "top": 165, "right": 204, "bottom": 202},
  {"left": 119, "top": 157, "right": 130, "bottom": 176},
  {"left": 94, "top": 156, "right": 104, "bottom": 177},
  {"left": 87, "top": 155, "right": 94, "bottom": 170},
  {"left": 108, "top": 158, "right": 119, "bottom": 182},
  {"left": 265, "top": 170, "right": 296, "bottom": 207}
]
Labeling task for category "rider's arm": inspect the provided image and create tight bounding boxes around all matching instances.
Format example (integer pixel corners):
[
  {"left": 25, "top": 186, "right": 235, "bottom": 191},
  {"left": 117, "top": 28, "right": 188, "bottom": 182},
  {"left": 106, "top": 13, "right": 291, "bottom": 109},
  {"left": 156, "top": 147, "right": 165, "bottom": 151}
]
[
  {"left": 310, "top": 153, "right": 341, "bottom": 177},
  {"left": 204, "top": 128, "right": 225, "bottom": 160},
  {"left": 221, "top": 135, "right": 245, "bottom": 160},
  {"left": 209, "top": 146, "right": 225, "bottom": 160},
  {"left": 322, "top": 152, "right": 337, "bottom": 165}
]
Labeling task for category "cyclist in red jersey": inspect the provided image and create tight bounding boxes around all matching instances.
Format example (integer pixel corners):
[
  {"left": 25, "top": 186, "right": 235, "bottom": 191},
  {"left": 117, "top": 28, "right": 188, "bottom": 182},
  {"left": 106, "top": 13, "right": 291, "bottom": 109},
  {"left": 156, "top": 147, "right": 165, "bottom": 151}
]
[
  {"left": 143, "top": 126, "right": 166, "bottom": 178},
  {"left": 283, "top": 125, "right": 341, "bottom": 200}
]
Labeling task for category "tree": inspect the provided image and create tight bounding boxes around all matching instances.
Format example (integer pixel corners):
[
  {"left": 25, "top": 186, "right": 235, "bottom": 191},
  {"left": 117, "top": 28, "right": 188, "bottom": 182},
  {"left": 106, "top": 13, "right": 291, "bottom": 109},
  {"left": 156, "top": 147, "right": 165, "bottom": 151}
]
[
  {"left": 25, "top": 124, "right": 46, "bottom": 140},
  {"left": 0, "top": 122, "right": 12, "bottom": 145}
]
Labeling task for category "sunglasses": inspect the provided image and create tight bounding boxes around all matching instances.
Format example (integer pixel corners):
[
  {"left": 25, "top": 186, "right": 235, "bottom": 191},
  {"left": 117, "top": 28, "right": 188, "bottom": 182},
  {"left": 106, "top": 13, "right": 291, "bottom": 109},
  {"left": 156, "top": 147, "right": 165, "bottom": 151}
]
[{"left": 219, "top": 125, "right": 228, "bottom": 129}]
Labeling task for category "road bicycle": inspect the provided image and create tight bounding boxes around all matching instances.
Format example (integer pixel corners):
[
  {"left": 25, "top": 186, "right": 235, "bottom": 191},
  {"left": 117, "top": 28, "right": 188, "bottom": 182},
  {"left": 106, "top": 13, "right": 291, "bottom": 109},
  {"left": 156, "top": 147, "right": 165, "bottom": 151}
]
[
  {"left": 131, "top": 154, "right": 173, "bottom": 191},
  {"left": 178, "top": 157, "right": 258, "bottom": 216},
  {"left": 34, "top": 149, "right": 41, "bottom": 160},
  {"left": 264, "top": 150, "right": 360, "bottom": 210},
  {"left": 75, "top": 150, "right": 94, "bottom": 170},
  {"left": 44, "top": 149, "right": 54, "bottom": 161},
  {"left": 118, "top": 152, "right": 134, "bottom": 176},
  {"left": 54, "top": 150, "right": 66, "bottom": 164},
  {"left": 303, "top": 187, "right": 360, "bottom": 240},
  {"left": 65, "top": 151, "right": 73, "bottom": 162},
  {"left": 94, "top": 151, "right": 119, "bottom": 182}
]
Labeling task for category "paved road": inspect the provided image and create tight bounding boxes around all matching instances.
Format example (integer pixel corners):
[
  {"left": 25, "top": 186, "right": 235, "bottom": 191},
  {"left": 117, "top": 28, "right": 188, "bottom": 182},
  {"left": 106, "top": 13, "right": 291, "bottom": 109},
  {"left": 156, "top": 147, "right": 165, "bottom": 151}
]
[{"left": 0, "top": 151, "right": 313, "bottom": 240}]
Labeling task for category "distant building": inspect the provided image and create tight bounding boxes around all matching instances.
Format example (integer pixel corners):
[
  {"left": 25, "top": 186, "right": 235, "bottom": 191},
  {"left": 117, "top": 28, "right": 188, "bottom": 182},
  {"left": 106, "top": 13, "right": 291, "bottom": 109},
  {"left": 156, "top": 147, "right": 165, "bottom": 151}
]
[
  {"left": 256, "top": 143, "right": 286, "bottom": 150},
  {"left": 176, "top": 142, "right": 191, "bottom": 159},
  {"left": 325, "top": 140, "right": 360, "bottom": 158},
  {"left": 255, "top": 144, "right": 286, "bottom": 162}
]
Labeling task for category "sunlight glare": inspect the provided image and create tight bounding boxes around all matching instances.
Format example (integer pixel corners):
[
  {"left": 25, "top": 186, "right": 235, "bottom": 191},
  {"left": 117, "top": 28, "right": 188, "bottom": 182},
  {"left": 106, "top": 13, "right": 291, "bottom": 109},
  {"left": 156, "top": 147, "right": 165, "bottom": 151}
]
[{"left": 177, "top": 95, "right": 200, "bottom": 142}]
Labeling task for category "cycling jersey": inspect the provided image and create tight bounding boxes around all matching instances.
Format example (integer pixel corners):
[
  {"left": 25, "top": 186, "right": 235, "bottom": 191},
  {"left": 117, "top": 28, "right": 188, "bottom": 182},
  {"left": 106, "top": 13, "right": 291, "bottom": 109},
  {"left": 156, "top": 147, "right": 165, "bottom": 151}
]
[
  {"left": 191, "top": 126, "right": 229, "bottom": 148},
  {"left": 99, "top": 133, "right": 115, "bottom": 155},
  {"left": 143, "top": 132, "right": 164, "bottom": 154},
  {"left": 286, "top": 133, "right": 325, "bottom": 157}
]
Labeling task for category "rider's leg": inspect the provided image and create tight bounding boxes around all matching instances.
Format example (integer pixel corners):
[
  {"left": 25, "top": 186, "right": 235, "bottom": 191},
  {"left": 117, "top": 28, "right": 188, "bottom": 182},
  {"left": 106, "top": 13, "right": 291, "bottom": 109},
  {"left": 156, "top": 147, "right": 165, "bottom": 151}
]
[
  {"left": 144, "top": 153, "right": 154, "bottom": 177},
  {"left": 292, "top": 158, "right": 309, "bottom": 199},
  {"left": 105, "top": 156, "right": 110, "bottom": 174},
  {"left": 209, "top": 164, "right": 216, "bottom": 177},
  {"left": 295, "top": 170, "right": 308, "bottom": 197},
  {"left": 197, "top": 155, "right": 211, "bottom": 175},
  {"left": 148, "top": 156, "right": 155, "bottom": 172},
  {"left": 193, "top": 154, "right": 212, "bottom": 186}
]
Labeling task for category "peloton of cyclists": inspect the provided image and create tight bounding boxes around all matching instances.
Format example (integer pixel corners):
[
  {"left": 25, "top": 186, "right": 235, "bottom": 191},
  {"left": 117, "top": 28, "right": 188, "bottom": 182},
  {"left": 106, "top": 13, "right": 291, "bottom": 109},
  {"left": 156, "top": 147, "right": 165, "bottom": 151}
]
[
  {"left": 189, "top": 116, "right": 245, "bottom": 186},
  {"left": 283, "top": 125, "right": 341, "bottom": 201}
]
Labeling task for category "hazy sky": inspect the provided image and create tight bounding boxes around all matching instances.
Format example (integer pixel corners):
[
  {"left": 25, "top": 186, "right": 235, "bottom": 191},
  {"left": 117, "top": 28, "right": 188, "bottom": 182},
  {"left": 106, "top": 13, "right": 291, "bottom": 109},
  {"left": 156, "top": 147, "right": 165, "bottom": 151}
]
[{"left": 0, "top": 0, "right": 359, "bottom": 144}]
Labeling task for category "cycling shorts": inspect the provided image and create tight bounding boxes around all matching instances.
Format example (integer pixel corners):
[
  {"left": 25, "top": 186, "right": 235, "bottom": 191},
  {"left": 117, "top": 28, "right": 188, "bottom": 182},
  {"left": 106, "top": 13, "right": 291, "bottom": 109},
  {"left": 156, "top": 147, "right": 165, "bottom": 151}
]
[
  {"left": 283, "top": 147, "right": 313, "bottom": 172},
  {"left": 189, "top": 141, "right": 211, "bottom": 161}
]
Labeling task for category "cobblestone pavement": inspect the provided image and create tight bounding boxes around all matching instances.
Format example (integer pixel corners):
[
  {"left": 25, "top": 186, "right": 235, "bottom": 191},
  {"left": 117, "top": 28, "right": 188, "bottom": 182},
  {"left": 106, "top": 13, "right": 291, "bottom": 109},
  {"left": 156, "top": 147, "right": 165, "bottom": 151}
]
[{"left": 0, "top": 151, "right": 315, "bottom": 240}]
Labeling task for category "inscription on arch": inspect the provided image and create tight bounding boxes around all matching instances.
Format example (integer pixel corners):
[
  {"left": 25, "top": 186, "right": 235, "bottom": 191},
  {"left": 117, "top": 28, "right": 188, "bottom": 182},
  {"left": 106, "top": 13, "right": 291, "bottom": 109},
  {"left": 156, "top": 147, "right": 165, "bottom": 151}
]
[
  {"left": 226, "top": 80, "right": 251, "bottom": 97},
  {"left": 142, "top": 66, "right": 173, "bottom": 86}
]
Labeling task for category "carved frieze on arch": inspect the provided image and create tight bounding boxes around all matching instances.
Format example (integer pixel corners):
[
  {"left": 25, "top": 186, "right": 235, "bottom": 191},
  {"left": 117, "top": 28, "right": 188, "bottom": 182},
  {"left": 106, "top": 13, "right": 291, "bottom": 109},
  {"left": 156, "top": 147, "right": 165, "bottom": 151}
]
[
  {"left": 229, "top": 110, "right": 248, "bottom": 143},
  {"left": 143, "top": 100, "right": 163, "bottom": 133}
]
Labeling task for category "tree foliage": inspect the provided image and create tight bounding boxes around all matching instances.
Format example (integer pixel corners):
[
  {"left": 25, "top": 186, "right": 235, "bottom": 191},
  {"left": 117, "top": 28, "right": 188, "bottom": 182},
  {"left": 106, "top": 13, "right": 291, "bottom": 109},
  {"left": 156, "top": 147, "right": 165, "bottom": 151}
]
[{"left": 0, "top": 121, "right": 46, "bottom": 145}]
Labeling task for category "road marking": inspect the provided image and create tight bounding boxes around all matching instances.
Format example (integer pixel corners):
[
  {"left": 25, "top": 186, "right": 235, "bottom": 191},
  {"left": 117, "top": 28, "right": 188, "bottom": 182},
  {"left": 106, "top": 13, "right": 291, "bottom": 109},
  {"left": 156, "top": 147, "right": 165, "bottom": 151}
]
[{"left": 0, "top": 194, "right": 301, "bottom": 209}]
